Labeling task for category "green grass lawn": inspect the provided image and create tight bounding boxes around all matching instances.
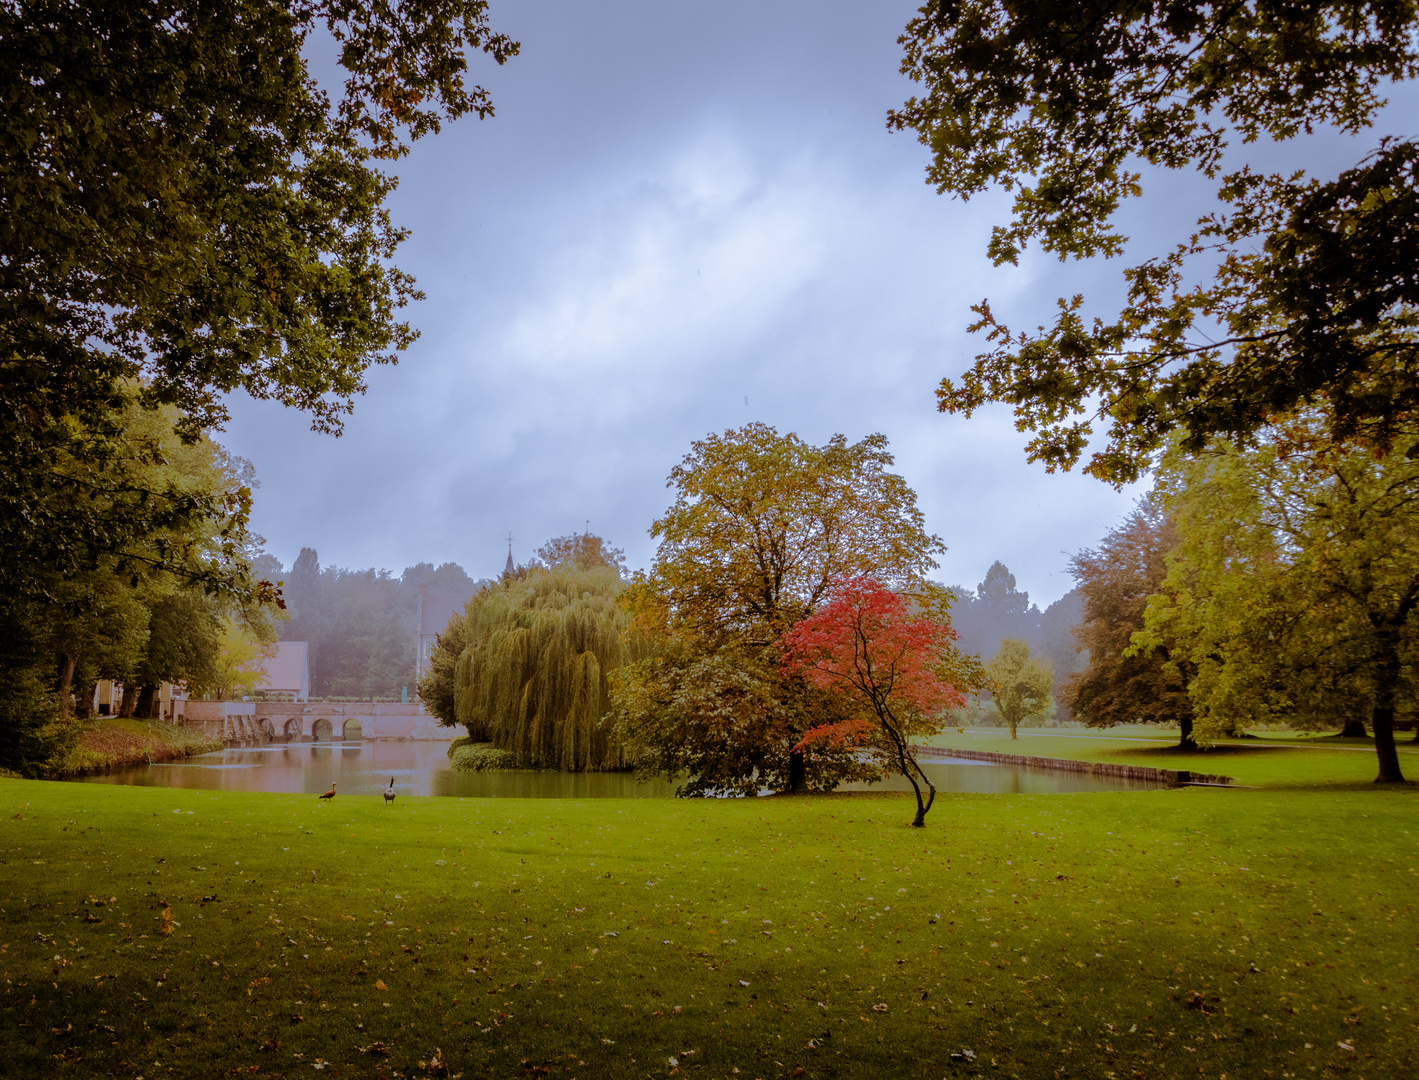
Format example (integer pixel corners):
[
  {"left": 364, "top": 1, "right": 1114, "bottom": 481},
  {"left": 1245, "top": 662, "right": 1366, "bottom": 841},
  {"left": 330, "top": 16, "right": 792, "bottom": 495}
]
[
  {"left": 2, "top": 777, "right": 1416, "bottom": 1079},
  {"left": 921, "top": 725, "right": 1419, "bottom": 788}
]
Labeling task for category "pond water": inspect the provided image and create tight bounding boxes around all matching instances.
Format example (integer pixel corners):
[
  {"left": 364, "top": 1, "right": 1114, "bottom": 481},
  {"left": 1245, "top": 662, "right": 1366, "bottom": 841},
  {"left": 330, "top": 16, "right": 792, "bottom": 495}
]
[{"left": 75, "top": 738, "right": 1166, "bottom": 797}]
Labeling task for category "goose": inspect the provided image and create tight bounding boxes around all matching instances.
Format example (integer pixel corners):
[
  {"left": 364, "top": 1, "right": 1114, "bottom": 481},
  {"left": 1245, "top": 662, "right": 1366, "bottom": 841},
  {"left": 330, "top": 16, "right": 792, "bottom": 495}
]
[
  {"left": 318, "top": 782, "right": 337, "bottom": 800},
  {"left": 383, "top": 778, "right": 396, "bottom": 805}
]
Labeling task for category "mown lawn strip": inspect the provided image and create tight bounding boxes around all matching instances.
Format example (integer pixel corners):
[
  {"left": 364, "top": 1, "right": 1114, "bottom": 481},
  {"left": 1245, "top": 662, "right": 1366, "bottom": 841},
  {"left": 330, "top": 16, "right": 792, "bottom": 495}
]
[{"left": 1, "top": 779, "right": 1415, "bottom": 1078}]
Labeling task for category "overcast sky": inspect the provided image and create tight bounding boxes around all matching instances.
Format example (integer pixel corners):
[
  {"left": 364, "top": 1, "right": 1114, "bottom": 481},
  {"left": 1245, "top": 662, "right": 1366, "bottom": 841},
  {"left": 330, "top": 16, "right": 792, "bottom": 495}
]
[{"left": 218, "top": 0, "right": 1410, "bottom": 608}]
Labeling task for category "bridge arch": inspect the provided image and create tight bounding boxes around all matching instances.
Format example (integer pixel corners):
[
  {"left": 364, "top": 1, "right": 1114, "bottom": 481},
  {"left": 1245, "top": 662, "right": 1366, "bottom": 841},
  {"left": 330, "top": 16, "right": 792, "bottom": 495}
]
[
  {"left": 342, "top": 718, "right": 363, "bottom": 740},
  {"left": 283, "top": 717, "right": 302, "bottom": 739},
  {"left": 311, "top": 716, "right": 333, "bottom": 741},
  {"left": 259, "top": 717, "right": 275, "bottom": 740}
]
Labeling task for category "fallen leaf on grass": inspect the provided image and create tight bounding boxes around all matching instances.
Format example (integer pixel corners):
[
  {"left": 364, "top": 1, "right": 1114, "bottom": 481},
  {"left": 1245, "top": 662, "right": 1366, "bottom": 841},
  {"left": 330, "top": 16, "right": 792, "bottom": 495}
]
[
  {"left": 1185, "top": 991, "right": 1217, "bottom": 1015},
  {"left": 376, "top": 979, "right": 388, "bottom": 991}
]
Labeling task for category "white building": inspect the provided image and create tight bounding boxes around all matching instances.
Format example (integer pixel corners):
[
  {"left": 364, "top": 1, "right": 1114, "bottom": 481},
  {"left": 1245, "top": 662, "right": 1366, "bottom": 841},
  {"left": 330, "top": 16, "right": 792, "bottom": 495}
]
[
  {"left": 254, "top": 641, "right": 310, "bottom": 702},
  {"left": 415, "top": 589, "right": 477, "bottom": 683}
]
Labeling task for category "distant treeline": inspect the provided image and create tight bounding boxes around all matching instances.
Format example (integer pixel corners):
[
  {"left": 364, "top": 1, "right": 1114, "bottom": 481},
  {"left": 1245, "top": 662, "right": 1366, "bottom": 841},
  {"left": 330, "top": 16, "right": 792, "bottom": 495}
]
[
  {"left": 276, "top": 548, "right": 486, "bottom": 699},
  {"left": 943, "top": 561, "right": 1085, "bottom": 719},
  {"left": 277, "top": 548, "right": 1085, "bottom": 708}
]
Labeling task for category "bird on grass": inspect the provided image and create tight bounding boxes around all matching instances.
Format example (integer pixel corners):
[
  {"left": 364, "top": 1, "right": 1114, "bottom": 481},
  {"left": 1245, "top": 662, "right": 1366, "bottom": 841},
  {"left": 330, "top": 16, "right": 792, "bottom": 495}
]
[
  {"left": 318, "top": 782, "right": 337, "bottom": 801},
  {"left": 383, "top": 778, "right": 396, "bottom": 805}
]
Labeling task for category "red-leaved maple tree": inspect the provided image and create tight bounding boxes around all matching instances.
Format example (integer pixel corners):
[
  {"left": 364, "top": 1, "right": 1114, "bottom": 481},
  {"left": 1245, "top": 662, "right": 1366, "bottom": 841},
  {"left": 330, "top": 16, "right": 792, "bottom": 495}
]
[{"left": 780, "top": 576, "right": 966, "bottom": 827}]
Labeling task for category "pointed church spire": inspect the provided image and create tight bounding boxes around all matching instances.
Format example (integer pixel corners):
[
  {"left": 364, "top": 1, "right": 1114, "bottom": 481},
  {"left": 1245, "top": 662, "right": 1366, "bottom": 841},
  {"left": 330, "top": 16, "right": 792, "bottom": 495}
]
[{"left": 505, "top": 532, "right": 515, "bottom": 575}]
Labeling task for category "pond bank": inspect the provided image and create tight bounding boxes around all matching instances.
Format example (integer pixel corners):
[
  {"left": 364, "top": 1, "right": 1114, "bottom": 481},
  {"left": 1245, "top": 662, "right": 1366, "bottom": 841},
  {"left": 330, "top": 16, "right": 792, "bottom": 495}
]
[
  {"left": 913, "top": 742, "right": 1234, "bottom": 786},
  {"left": 73, "top": 739, "right": 1164, "bottom": 797},
  {"left": 44, "top": 718, "right": 222, "bottom": 778}
]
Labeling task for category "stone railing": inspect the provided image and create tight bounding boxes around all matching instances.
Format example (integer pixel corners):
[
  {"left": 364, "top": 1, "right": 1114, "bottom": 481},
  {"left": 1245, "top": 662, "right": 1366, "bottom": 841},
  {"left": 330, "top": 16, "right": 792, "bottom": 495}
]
[{"left": 180, "top": 700, "right": 450, "bottom": 742}]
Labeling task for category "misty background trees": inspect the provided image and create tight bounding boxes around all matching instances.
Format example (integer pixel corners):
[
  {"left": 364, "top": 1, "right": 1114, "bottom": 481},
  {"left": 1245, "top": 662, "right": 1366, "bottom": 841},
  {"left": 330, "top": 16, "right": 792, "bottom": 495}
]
[
  {"left": 275, "top": 549, "right": 483, "bottom": 700},
  {"left": 943, "top": 561, "right": 1085, "bottom": 726}
]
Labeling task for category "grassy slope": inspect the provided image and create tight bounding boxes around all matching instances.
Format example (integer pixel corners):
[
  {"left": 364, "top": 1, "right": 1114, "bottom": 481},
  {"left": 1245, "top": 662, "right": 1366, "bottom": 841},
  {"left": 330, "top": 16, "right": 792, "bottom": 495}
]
[
  {"left": 921, "top": 726, "right": 1419, "bottom": 788},
  {"left": 1, "top": 779, "right": 1416, "bottom": 1079},
  {"left": 46, "top": 719, "right": 222, "bottom": 777}
]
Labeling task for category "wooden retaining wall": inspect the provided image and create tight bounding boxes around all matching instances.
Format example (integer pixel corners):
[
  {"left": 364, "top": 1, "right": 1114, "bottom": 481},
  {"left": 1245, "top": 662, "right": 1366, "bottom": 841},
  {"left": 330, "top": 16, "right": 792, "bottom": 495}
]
[{"left": 912, "top": 744, "right": 1233, "bottom": 787}]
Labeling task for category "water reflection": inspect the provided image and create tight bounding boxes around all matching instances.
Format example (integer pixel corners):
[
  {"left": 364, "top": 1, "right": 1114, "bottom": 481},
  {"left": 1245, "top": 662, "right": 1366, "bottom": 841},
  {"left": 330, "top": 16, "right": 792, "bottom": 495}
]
[
  {"left": 77, "top": 739, "right": 1164, "bottom": 798},
  {"left": 80, "top": 739, "right": 677, "bottom": 798},
  {"left": 843, "top": 760, "right": 1160, "bottom": 795}
]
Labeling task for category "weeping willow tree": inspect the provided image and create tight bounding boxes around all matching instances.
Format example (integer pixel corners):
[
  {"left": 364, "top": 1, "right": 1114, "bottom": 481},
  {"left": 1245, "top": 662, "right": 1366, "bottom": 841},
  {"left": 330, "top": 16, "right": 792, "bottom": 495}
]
[{"left": 451, "top": 563, "right": 641, "bottom": 771}]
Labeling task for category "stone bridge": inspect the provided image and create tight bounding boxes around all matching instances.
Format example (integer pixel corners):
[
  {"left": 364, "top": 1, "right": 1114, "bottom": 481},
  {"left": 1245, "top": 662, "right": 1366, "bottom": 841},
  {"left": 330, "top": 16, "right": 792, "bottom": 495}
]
[{"left": 181, "top": 701, "right": 450, "bottom": 742}]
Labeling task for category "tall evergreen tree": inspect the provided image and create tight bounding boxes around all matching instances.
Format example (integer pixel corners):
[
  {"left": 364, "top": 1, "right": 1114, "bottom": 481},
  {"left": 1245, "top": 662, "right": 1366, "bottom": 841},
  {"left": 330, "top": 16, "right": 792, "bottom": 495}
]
[
  {"left": 944, "top": 562, "right": 1044, "bottom": 658},
  {"left": 1036, "top": 589, "right": 1087, "bottom": 720}
]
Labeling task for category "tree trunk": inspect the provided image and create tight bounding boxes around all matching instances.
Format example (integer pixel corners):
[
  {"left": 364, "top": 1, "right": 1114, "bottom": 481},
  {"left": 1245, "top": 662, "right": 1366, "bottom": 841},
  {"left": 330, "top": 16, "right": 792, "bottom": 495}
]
[
  {"left": 877, "top": 706, "right": 935, "bottom": 826},
  {"left": 55, "top": 655, "right": 76, "bottom": 720},
  {"left": 895, "top": 741, "right": 935, "bottom": 827},
  {"left": 135, "top": 684, "right": 159, "bottom": 720},
  {"left": 1178, "top": 713, "right": 1199, "bottom": 751},
  {"left": 910, "top": 770, "right": 936, "bottom": 828},
  {"left": 1007, "top": 714, "right": 1018, "bottom": 739},
  {"left": 74, "top": 680, "right": 96, "bottom": 720},
  {"left": 1371, "top": 635, "right": 1406, "bottom": 783},
  {"left": 788, "top": 749, "right": 807, "bottom": 793},
  {"left": 118, "top": 683, "right": 139, "bottom": 718},
  {"left": 1337, "top": 717, "right": 1368, "bottom": 738}
]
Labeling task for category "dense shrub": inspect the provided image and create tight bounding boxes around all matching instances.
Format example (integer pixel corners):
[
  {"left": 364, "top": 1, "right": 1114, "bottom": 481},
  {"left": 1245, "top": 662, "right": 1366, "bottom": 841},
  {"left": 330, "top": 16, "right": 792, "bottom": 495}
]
[{"left": 448, "top": 741, "right": 521, "bottom": 771}]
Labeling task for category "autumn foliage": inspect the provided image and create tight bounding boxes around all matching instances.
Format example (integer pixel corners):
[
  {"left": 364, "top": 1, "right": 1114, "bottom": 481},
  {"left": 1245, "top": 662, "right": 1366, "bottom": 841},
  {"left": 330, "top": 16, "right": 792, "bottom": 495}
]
[
  {"left": 609, "top": 424, "right": 944, "bottom": 796},
  {"left": 781, "top": 577, "right": 967, "bottom": 826}
]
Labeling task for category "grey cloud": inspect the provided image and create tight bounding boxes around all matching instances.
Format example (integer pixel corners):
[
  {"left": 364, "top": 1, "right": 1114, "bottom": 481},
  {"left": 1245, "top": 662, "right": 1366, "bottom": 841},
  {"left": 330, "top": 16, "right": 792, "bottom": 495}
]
[{"left": 221, "top": 0, "right": 1400, "bottom": 604}]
